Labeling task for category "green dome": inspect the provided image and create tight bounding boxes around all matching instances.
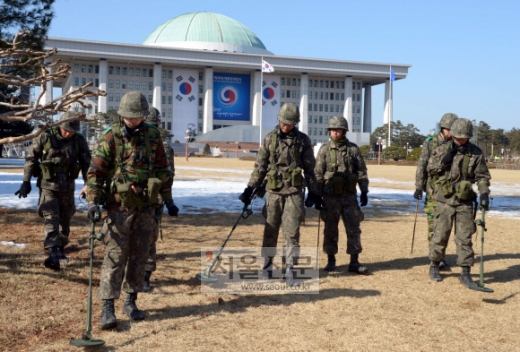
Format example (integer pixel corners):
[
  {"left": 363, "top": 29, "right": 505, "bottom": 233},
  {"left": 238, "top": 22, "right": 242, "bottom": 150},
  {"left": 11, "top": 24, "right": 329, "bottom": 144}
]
[{"left": 143, "top": 12, "right": 273, "bottom": 55}]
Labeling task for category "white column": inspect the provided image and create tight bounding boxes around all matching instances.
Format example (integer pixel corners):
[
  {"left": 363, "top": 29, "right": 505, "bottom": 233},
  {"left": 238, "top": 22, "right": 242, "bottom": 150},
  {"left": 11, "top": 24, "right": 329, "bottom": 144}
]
[
  {"left": 41, "top": 57, "right": 53, "bottom": 106},
  {"left": 299, "top": 73, "right": 309, "bottom": 134},
  {"left": 203, "top": 67, "right": 214, "bottom": 133},
  {"left": 98, "top": 59, "right": 108, "bottom": 113},
  {"left": 384, "top": 79, "right": 391, "bottom": 125},
  {"left": 363, "top": 84, "right": 372, "bottom": 133},
  {"left": 152, "top": 63, "right": 162, "bottom": 114},
  {"left": 343, "top": 76, "right": 353, "bottom": 130},
  {"left": 252, "top": 70, "right": 261, "bottom": 126}
]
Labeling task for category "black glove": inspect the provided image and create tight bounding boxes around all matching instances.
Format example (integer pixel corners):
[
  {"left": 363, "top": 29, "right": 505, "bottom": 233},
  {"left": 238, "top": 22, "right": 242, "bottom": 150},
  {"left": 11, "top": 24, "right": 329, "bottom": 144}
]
[
  {"left": 15, "top": 181, "right": 31, "bottom": 198},
  {"left": 304, "top": 192, "right": 321, "bottom": 208},
  {"left": 480, "top": 193, "right": 489, "bottom": 211},
  {"left": 360, "top": 191, "right": 368, "bottom": 207},
  {"left": 413, "top": 189, "right": 423, "bottom": 200},
  {"left": 441, "top": 145, "right": 458, "bottom": 166},
  {"left": 239, "top": 186, "right": 254, "bottom": 205},
  {"left": 88, "top": 203, "right": 101, "bottom": 222},
  {"left": 314, "top": 197, "right": 324, "bottom": 210},
  {"left": 165, "top": 199, "right": 179, "bottom": 217}
]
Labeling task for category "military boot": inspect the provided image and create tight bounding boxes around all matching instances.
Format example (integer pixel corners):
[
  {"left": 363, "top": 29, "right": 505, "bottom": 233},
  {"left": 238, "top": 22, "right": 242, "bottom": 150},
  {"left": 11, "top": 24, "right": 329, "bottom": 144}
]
[
  {"left": 460, "top": 266, "right": 478, "bottom": 289},
  {"left": 262, "top": 257, "right": 273, "bottom": 279},
  {"left": 284, "top": 265, "right": 300, "bottom": 287},
  {"left": 123, "top": 293, "right": 146, "bottom": 321},
  {"left": 143, "top": 271, "right": 152, "bottom": 293},
  {"left": 324, "top": 254, "right": 336, "bottom": 272},
  {"left": 44, "top": 246, "right": 60, "bottom": 271},
  {"left": 348, "top": 254, "right": 368, "bottom": 274},
  {"left": 57, "top": 246, "right": 69, "bottom": 264},
  {"left": 429, "top": 262, "right": 442, "bottom": 282},
  {"left": 100, "top": 299, "right": 117, "bottom": 330}
]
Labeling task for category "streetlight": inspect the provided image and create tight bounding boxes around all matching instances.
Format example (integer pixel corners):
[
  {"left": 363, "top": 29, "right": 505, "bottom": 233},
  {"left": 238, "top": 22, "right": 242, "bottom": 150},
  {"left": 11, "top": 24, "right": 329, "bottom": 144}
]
[{"left": 378, "top": 137, "right": 382, "bottom": 165}]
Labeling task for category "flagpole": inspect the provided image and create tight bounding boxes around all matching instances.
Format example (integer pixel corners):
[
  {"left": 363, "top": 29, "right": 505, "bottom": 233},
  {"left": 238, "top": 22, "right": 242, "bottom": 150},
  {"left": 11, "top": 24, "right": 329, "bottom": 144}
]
[
  {"left": 388, "top": 65, "right": 392, "bottom": 147},
  {"left": 259, "top": 56, "right": 263, "bottom": 147}
]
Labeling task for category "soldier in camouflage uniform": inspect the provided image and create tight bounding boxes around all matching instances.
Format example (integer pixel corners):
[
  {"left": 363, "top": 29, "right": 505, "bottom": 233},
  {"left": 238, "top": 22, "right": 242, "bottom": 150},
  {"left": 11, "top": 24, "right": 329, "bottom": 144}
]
[
  {"left": 414, "top": 113, "right": 458, "bottom": 270},
  {"left": 239, "top": 103, "right": 317, "bottom": 286},
  {"left": 15, "top": 111, "right": 91, "bottom": 271},
  {"left": 313, "top": 116, "right": 369, "bottom": 273},
  {"left": 86, "top": 91, "right": 177, "bottom": 329},
  {"left": 142, "top": 106, "right": 177, "bottom": 292},
  {"left": 427, "top": 118, "right": 491, "bottom": 288}
]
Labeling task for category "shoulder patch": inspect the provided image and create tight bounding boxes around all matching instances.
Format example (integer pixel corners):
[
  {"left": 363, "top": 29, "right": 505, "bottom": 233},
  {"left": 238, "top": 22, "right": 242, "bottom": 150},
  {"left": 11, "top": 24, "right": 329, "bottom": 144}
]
[
  {"left": 425, "top": 136, "right": 432, "bottom": 142},
  {"left": 103, "top": 127, "right": 113, "bottom": 135}
]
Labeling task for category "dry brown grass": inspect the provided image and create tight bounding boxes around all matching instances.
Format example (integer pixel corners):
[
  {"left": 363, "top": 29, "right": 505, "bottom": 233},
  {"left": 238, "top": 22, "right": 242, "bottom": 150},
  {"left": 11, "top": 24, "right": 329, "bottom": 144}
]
[{"left": 1, "top": 160, "right": 519, "bottom": 351}]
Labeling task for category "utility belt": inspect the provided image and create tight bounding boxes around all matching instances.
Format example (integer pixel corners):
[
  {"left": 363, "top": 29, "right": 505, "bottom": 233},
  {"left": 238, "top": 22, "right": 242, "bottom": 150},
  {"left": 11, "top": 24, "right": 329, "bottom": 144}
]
[
  {"left": 40, "top": 160, "right": 81, "bottom": 180},
  {"left": 112, "top": 177, "right": 162, "bottom": 209},
  {"left": 266, "top": 167, "right": 302, "bottom": 190},
  {"left": 325, "top": 171, "right": 358, "bottom": 195},
  {"left": 434, "top": 176, "right": 476, "bottom": 201}
]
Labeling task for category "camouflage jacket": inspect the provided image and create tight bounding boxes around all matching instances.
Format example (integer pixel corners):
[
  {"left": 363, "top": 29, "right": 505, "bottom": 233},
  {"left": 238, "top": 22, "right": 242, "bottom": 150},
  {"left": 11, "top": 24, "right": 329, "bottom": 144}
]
[
  {"left": 87, "top": 122, "right": 173, "bottom": 207},
  {"left": 427, "top": 141, "right": 491, "bottom": 206},
  {"left": 415, "top": 133, "right": 450, "bottom": 193},
  {"left": 23, "top": 127, "right": 91, "bottom": 192},
  {"left": 163, "top": 141, "right": 175, "bottom": 178},
  {"left": 247, "top": 126, "right": 317, "bottom": 195},
  {"left": 315, "top": 139, "right": 369, "bottom": 196}
]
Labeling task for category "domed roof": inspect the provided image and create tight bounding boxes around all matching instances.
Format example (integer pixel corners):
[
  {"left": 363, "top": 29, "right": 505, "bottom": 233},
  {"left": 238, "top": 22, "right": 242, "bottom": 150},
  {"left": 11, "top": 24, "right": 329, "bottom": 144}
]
[{"left": 143, "top": 12, "right": 273, "bottom": 55}]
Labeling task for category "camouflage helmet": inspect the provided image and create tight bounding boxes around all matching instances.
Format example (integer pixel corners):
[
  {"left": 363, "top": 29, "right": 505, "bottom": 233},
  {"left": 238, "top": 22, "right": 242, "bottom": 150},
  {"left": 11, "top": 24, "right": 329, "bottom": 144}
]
[
  {"left": 439, "top": 113, "right": 458, "bottom": 129},
  {"left": 450, "top": 118, "right": 473, "bottom": 138},
  {"left": 146, "top": 106, "right": 161, "bottom": 126},
  {"left": 277, "top": 103, "right": 300, "bottom": 125},
  {"left": 59, "top": 111, "right": 80, "bottom": 132},
  {"left": 327, "top": 116, "right": 349, "bottom": 131},
  {"left": 118, "top": 91, "right": 150, "bottom": 118}
]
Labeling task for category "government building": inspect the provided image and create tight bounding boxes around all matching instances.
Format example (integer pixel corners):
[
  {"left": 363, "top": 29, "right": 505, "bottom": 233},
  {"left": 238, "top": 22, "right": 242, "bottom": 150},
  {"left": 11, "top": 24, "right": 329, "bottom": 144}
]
[{"left": 43, "top": 12, "right": 410, "bottom": 146}]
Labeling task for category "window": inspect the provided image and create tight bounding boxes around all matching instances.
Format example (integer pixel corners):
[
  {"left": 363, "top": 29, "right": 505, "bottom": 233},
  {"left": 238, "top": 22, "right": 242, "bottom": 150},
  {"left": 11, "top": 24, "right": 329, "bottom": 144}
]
[
  {"left": 142, "top": 82, "right": 147, "bottom": 91},
  {"left": 320, "top": 80, "right": 324, "bottom": 88},
  {"left": 319, "top": 128, "right": 323, "bottom": 135},
  {"left": 319, "top": 116, "right": 323, "bottom": 123},
  {"left": 88, "top": 78, "right": 93, "bottom": 85},
  {"left": 357, "top": 82, "right": 361, "bottom": 90},
  {"left": 168, "top": 83, "right": 172, "bottom": 92},
  {"left": 198, "top": 85, "right": 203, "bottom": 94},
  {"left": 135, "top": 69, "right": 140, "bottom": 76},
  {"left": 74, "top": 64, "right": 79, "bottom": 72},
  {"left": 147, "top": 95, "right": 152, "bottom": 103},
  {"left": 308, "top": 116, "right": 312, "bottom": 123},
  {"left": 109, "top": 66, "right": 114, "bottom": 74},
  {"left": 341, "top": 82, "right": 345, "bottom": 89},
  {"left": 292, "top": 90, "right": 296, "bottom": 99},
  {"left": 308, "top": 127, "right": 312, "bottom": 134},
  {"left": 336, "top": 105, "right": 340, "bottom": 112},
  {"left": 198, "top": 110, "right": 203, "bottom": 118},
  {"left": 168, "top": 96, "right": 172, "bottom": 104},
  {"left": 128, "top": 81, "right": 133, "bottom": 89},
  {"left": 357, "top": 94, "right": 361, "bottom": 101},
  {"left": 319, "top": 104, "right": 323, "bottom": 112},
  {"left": 122, "top": 67, "right": 127, "bottom": 75},
  {"left": 352, "top": 82, "right": 356, "bottom": 89},
  {"left": 309, "top": 80, "right": 313, "bottom": 88},
  {"left": 115, "top": 80, "right": 120, "bottom": 89},
  {"left": 167, "top": 122, "right": 172, "bottom": 130},
  {"left": 325, "top": 93, "right": 328, "bottom": 101},
  {"left": 341, "top": 93, "right": 345, "bottom": 100},
  {"left": 88, "top": 65, "right": 93, "bottom": 73},
  {"left": 314, "top": 117, "right": 318, "bottom": 123},
  {"left": 325, "top": 105, "right": 328, "bottom": 112},
  {"left": 168, "top": 70, "right": 173, "bottom": 78},
  {"left": 314, "top": 128, "right": 317, "bottom": 135},
  {"left": 108, "top": 79, "right": 113, "bottom": 88},
  {"left": 81, "top": 64, "right": 86, "bottom": 73},
  {"left": 286, "top": 90, "right": 290, "bottom": 97},
  {"left": 325, "top": 80, "right": 329, "bottom": 88},
  {"left": 324, "top": 117, "right": 328, "bottom": 124},
  {"left": 162, "top": 70, "right": 166, "bottom": 78},
  {"left": 352, "top": 94, "right": 355, "bottom": 100},
  {"left": 199, "top": 98, "right": 203, "bottom": 106},
  {"left": 135, "top": 81, "right": 140, "bottom": 90},
  {"left": 142, "top": 69, "right": 147, "bottom": 77},
  {"left": 122, "top": 80, "right": 127, "bottom": 89},
  {"left": 352, "top": 105, "right": 355, "bottom": 113},
  {"left": 357, "top": 106, "right": 361, "bottom": 113},
  {"left": 330, "top": 104, "right": 334, "bottom": 112},
  {"left": 74, "top": 77, "right": 79, "bottom": 86},
  {"left": 95, "top": 79, "right": 99, "bottom": 87},
  {"left": 335, "top": 93, "right": 339, "bottom": 100},
  {"left": 314, "top": 92, "right": 318, "bottom": 99},
  {"left": 319, "top": 92, "right": 323, "bottom": 100},
  {"left": 129, "top": 68, "right": 134, "bottom": 76},
  {"left": 292, "top": 78, "right": 296, "bottom": 86},
  {"left": 115, "top": 93, "right": 120, "bottom": 102},
  {"left": 162, "top": 83, "right": 166, "bottom": 90},
  {"left": 199, "top": 71, "right": 203, "bottom": 80},
  {"left": 330, "top": 93, "right": 334, "bottom": 100},
  {"left": 149, "top": 69, "right": 153, "bottom": 77},
  {"left": 81, "top": 77, "right": 86, "bottom": 85},
  {"left": 116, "top": 66, "right": 120, "bottom": 75},
  {"left": 281, "top": 91, "right": 285, "bottom": 98},
  {"left": 308, "top": 103, "right": 312, "bottom": 111},
  {"left": 336, "top": 81, "right": 340, "bottom": 89},
  {"left": 314, "top": 103, "right": 318, "bottom": 111},
  {"left": 168, "top": 109, "right": 173, "bottom": 117},
  {"left": 161, "top": 96, "right": 165, "bottom": 104},
  {"left": 148, "top": 82, "right": 153, "bottom": 90},
  {"left": 330, "top": 81, "right": 334, "bottom": 89},
  {"left": 162, "top": 122, "right": 165, "bottom": 129}
]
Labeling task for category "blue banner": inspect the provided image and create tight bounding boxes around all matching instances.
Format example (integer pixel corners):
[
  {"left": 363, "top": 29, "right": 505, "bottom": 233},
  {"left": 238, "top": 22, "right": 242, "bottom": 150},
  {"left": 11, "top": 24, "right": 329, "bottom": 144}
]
[{"left": 213, "top": 73, "right": 250, "bottom": 121}]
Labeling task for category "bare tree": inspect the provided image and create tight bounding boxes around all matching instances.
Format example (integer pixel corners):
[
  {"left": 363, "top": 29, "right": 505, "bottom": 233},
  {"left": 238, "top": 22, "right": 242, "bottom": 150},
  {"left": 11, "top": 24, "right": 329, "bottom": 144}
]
[{"left": 0, "top": 30, "right": 106, "bottom": 144}]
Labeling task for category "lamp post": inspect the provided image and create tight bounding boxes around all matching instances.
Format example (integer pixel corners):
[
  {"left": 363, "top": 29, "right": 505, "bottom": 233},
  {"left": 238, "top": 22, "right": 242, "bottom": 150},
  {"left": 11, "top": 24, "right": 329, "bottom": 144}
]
[
  {"left": 378, "top": 137, "right": 382, "bottom": 165},
  {"left": 406, "top": 142, "right": 409, "bottom": 156},
  {"left": 185, "top": 129, "right": 190, "bottom": 162}
]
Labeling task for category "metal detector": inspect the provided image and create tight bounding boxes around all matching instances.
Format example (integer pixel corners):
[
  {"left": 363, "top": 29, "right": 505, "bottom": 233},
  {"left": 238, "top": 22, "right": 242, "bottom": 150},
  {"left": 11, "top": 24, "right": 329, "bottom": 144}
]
[
  {"left": 196, "top": 184, "right": 265, "bottom": 282},
  {"left": 470, "top": 207, "right": 493, "bottom": 293},
  {"left": 70, "top": 216, "right": 105, "bottom": 347}
]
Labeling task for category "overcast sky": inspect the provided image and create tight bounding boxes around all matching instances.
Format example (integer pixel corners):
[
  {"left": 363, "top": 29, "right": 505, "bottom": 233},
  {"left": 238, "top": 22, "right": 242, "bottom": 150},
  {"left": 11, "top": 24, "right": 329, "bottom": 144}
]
[{"left": 47, "top": 0, "right": 520, "bottom": 135}]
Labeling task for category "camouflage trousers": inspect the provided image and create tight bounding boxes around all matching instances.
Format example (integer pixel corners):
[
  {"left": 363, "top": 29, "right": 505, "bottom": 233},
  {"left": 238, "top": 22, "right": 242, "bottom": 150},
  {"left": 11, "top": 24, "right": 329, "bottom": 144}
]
[
  {"left": 97, "top": 208, "right": 157, "bottom": 300},
  {"left": 424, "top": 194, "right": 437, "bottom": 248},
  {"left": 261, "top": 191, "right": 305, "bottom": 266},
  {"left": 320, "top": 193, "right": 364, "bottom": 255},
  {"left": 37, "top": 188, "right": 76, "bottom": 249},
  {"left": 145, "top": 204, "right": 164, "bottom": 272},
  {"left": 429, "top": 201, "right": 476, "bottom": 267}
]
